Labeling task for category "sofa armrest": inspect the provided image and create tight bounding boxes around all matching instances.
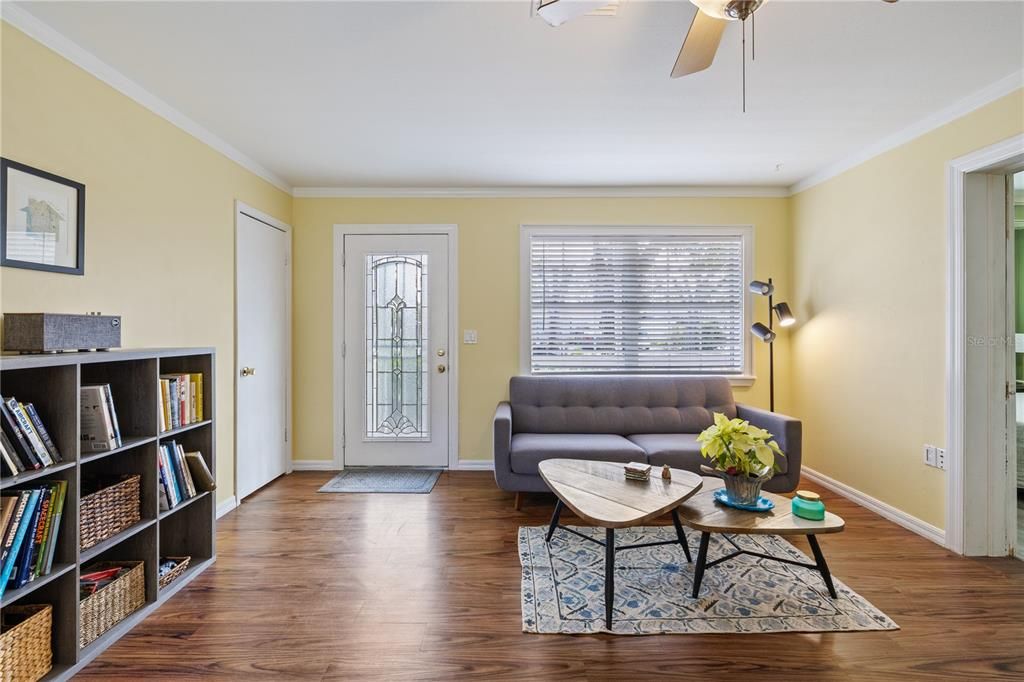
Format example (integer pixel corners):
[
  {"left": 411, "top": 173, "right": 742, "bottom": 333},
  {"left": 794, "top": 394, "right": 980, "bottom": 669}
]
[
  {"left": 736, "top": 404, "right": 802, "bottom": 488},
  {"left": 493, "top": 401, "right": 513, "bottom": 489}
]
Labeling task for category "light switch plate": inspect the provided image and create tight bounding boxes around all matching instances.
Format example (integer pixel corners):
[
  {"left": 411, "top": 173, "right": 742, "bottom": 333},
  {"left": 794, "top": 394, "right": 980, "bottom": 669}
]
[{"left": 463, "top": 329, "right": 478, "bottom": 344}]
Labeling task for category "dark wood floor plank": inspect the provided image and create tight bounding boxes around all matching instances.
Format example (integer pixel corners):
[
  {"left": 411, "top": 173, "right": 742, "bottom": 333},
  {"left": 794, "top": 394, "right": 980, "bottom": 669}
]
[{"left": 78, "top": 471, "right": 1024, "bottom": 680}]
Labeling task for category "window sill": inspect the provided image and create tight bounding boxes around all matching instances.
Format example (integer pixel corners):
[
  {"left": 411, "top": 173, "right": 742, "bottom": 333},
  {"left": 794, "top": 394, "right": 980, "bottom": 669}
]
[{"left": 525, "top": 372, "right": 757, "bottom": 387}]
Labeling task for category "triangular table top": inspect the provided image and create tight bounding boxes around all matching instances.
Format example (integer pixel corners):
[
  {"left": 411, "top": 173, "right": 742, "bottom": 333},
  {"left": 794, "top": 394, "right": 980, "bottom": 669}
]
[{"left": 538, "top": 459, "right": 703, "bottom": 528}]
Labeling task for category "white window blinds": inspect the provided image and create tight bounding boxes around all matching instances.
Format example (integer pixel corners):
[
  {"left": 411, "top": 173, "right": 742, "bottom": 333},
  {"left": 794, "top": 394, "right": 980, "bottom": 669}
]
[{"left": 527, "top": 232, "right": 747, "bottom": 375}]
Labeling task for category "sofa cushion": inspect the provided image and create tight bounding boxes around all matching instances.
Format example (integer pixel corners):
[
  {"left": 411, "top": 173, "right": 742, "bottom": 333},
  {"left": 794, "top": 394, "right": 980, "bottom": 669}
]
[
  {"left": 509, "top": 433, "right": 646, "bottom": 476},
  {"left": 510, "top": 376, "right": 736, "bottom": 436},
  {"left": 629, "top": 433, "right": 788, "bottom": 475}
]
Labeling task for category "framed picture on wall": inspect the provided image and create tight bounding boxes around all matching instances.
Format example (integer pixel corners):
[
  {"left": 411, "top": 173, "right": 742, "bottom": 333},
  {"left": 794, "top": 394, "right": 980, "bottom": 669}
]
[{"left": 1, "top": 158, "right": 85, "bottom": 275}]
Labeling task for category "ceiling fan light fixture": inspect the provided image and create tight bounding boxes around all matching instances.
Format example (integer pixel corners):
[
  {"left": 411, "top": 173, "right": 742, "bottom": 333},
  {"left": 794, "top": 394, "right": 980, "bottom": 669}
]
[
  {"left": 536, "top": 0, "right": 616, "bottom": 27},
  {"left": 690, "top": 0, "right": 765, "bottom": 21}
]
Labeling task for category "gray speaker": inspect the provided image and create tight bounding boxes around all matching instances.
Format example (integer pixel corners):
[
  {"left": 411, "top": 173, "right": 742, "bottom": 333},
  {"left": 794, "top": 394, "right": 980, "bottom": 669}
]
[{"left": 3, "top": 313, "right": 122, "bottom": 353}]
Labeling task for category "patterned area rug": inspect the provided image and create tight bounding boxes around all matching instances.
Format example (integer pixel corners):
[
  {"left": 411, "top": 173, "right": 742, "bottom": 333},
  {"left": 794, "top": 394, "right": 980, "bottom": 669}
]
[
  {"left": 520, "top": 525, "right": 898, "bottom": 635},
  {"left": 318, "top": 468, "right": 441, "bottom": 494}
]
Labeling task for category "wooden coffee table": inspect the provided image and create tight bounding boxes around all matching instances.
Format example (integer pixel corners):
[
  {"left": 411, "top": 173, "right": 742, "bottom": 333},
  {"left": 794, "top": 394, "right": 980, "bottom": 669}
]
[
  {"left": 538, "top": 459, "right": 704, "bottom": 630},
  {"left": 677, "top": 477, "right": 846, "bottom": 599}
]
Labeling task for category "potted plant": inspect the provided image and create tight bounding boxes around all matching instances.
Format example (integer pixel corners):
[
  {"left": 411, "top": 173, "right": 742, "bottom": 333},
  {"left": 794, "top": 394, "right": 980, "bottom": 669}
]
[{"left": 697, "top": 413, "right": 785, "bottom": 506}]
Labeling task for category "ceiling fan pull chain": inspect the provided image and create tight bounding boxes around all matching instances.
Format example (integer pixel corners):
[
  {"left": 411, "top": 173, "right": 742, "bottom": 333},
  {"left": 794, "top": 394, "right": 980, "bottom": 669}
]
[{"left": 742, "top": 18, "right": 747, "bottom": 113}]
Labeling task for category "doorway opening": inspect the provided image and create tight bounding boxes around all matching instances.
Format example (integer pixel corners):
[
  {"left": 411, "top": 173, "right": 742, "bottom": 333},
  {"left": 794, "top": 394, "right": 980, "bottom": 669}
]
[{"left": 948, "top": 135, "right": 1024, "bottom": 557}]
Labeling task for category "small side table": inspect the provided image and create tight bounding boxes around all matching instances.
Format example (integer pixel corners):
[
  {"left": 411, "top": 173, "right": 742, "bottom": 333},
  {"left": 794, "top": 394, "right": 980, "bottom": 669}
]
[{"left": 676, "top": 477, "right": 846, "bottom": 599}]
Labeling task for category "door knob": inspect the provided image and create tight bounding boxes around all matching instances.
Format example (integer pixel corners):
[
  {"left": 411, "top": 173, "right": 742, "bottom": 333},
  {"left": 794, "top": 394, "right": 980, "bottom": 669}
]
[
  {"left": 437, "top": 364, "right": 447, "bottom": 374},
  {"left": 240, "top": 366, "right": 256, "bottom": 377}
]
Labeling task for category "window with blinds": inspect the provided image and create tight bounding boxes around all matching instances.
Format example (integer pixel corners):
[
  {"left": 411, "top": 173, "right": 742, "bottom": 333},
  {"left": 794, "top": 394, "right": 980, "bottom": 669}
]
[{"left": 525, "top": 229, "right": 749, "bottom": 375}]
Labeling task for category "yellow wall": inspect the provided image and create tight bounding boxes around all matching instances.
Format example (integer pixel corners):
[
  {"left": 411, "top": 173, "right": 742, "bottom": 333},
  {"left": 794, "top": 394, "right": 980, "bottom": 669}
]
[
  {"left": 292, "top": 197, "right": 793, "bottom": 463},
  {"left": 790, "top": 90, "right": 1024, "bottom": 529},
  {"left": 0, "top": 23, "right": 293, "bottom": 503}
]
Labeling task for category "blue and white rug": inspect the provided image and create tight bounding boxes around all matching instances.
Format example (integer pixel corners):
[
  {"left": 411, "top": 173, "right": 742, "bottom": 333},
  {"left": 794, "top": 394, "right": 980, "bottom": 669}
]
[
  {"left": 520, "top": 525, "right": 898, "bottom": 635},
  {"left": 318, "top": 468, "right": 441, "bottom": 494}
]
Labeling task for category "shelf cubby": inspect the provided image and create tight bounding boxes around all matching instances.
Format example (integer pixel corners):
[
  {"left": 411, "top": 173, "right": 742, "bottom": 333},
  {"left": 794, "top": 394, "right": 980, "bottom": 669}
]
[{"left": 0, "top": 348, "right": 215, "bottom": 681}]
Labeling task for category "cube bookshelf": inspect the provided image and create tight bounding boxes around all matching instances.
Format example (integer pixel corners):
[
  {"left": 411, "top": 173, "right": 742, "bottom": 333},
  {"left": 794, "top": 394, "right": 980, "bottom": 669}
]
[{"left": 1, "top": 348, "right": 216, "bottom": 680}]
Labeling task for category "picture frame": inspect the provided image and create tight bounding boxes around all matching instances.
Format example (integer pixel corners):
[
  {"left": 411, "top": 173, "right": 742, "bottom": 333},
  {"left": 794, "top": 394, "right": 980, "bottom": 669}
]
[{"left": 1, "top": 158, "right": 85, "bottom": 275}]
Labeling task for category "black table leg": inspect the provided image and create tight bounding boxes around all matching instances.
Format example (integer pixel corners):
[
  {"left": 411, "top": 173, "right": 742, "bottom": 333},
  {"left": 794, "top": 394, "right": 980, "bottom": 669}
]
[
  {"left": 605, "top": 528, "right": 615, "bottom": 630},
  {"left": 691, "top": 531, "right": 711, "bottom": 598},
  {"left": 806, "top": 534, "right": 838, "bottom": 599},
  {"left": 671, "top": 509, "right": 692, "bottom": 563},
  {"left": 545, "top": 499, "right": 564, "bottom": 543}
]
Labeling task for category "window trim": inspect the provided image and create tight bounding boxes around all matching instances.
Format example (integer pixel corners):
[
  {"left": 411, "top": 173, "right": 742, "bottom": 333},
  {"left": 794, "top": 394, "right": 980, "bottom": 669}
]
[{"left": 519, "top": 224, "right": 755, "bottom": 385}]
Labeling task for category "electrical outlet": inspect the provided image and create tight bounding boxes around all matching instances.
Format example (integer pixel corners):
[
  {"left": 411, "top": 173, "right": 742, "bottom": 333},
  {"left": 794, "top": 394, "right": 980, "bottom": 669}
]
[
  {"left": 935, "top": 447, "right": 947, "bottom": 470},
  {"left": 923, "top": 445, "right": 937, "bottom": 467},
  {"left": 463, "top": 329, "right": 478, "bottom": 344}
]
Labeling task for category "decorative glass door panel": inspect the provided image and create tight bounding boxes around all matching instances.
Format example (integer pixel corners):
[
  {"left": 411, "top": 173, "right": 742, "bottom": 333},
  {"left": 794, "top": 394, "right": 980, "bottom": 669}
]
[
  {"left": 365, "top": 253, "right": 429, "bottom": 440},
  {"left": 342, "top": 232, "right": 450, "bottom": 467}
]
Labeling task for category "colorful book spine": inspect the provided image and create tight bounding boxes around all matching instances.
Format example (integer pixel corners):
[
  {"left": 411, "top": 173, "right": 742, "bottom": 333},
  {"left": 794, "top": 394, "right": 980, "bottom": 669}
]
[
  {"left": 42, "top": 481, "right": 67, "bottom": 575},
  {"left": 25, "top": 487, "right": 52, "bottom": 583},
  {"left": 7, "top": 399, "right": 52, "bottom": 467},
  {"left": 24, "top": 403, "right": 62, "bottom": 463},
  {"left": 102, "top": 385, "right": 123, "bottom": 449},
  {"left": 0, "top": 401, "right": 40, "bottom": 469},
  {"left": 0, "top": 492, "right": 30, "bottom": 578},
  {"left": 1, "top": 489, "right": 40, "bottom": 596}
]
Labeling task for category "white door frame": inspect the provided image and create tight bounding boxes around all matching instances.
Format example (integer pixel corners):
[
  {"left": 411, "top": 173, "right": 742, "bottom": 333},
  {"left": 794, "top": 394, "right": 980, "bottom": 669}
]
[
  {"left": 945, "top": 134, "right": 1024, "bottom": 555},
  {"left": 234, "top": 200, "right": 293, "bottom": 502},
  {"left": 332, "top": 224, "right": 460, "bottom": 470}
]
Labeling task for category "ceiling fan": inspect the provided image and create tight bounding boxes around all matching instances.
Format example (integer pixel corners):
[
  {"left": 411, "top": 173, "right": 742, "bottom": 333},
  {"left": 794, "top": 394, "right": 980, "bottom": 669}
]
[{"left": 536, "top": 0, "right": 900, "bottom": 109}]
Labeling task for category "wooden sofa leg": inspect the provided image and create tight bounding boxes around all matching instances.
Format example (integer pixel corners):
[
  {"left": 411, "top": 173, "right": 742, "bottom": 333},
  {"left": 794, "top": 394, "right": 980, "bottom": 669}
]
[{"left": 514, "top": 492, "right": 523, "bottom": 511}]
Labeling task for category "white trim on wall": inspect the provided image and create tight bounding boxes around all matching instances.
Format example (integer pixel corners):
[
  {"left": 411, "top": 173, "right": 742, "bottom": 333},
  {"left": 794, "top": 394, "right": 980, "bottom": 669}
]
[
  {"left": 0, "top": 5, "right": 292, "bottom": 194},
  {"left": 802, "top": 467, "right": 945, "bottom": 547},
  {"left": 332, "top": 224, "right": 461, "bottom": 470},
  {"left": 792, "top": 70, "right": 1024, "bottom": 194},
  {"left": 518, "top": 224, "right": 756, "bottom": 384},
  {"left": 454, "top": 459, "right": 494, "bottom": 471},
  {"left": 946, "top": 134, "right": 1024, "bottom": 556},
  {"left": 291, "top": 460, "right": 340, "bottom": 471},
  {"left": 216, "top": 496, "right": 238, "bottom": 519},
  {"left": 294, "top": 186, "right": 790, "bottom": 199}
]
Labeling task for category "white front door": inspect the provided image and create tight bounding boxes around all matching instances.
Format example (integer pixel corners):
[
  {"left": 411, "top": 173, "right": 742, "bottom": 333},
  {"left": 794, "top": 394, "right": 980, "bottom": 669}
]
[
  {"left": 236, "top": 209, "right": 290, "bottom": 499},
  {"left": 342, "top": 233, "right": 450, "bottom": 467}
]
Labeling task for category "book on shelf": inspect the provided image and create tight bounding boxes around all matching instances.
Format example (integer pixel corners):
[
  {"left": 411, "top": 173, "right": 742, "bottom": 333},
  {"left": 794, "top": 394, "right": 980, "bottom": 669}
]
[
  {"left": 80, "top": 384, "right": 123, "bottom": 452},
  {"left": 0, "top": 480, "right": 67, "bottom": 597},
  {"left": 158, "top": 442, "right": 206, "bottom": 511},
  {"left": 159, "top": 373, "right": 203, "bottom": 432},
  {"left": 0, "top": 395, "right": 64, "bottom": 476},
  {"left": 185, "top": 452, "right": 216, "bottom": 493}
]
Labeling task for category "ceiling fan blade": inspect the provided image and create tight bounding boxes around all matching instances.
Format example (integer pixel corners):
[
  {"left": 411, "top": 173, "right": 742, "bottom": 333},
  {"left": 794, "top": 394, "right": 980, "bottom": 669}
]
[{"left": 671, "top": 10, "right": 728, "bottom": 78}]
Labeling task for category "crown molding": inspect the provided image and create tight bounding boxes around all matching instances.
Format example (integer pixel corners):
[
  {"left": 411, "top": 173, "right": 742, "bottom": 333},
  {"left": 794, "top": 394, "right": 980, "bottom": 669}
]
[
  {"left": 790, "top": 69, "right": 1024, "bottom": 195},
  {"left": 292, "top": 185, "right": 791, "bottom": 199},
  {"left": 0, "top": 6, "right": 293, "bottom": 194}
]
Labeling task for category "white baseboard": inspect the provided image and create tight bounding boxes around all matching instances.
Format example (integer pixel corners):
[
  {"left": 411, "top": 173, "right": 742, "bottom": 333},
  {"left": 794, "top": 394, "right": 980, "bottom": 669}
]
[
  {"left": 291, "top": 459, "right": 339, "bottom": 471},
  {"left": 216, "top": 496, "right": 237, "bottom": 519},
  {"left": 454, "top": 459, "right": 494, "bottom": 471},
  {"left": 801, "top": 466, "right": 946, "bottom": 547}
]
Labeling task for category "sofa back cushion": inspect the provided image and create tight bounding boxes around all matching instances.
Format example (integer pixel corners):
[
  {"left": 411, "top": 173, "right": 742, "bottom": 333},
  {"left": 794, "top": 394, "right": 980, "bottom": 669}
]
[{"left": 509, "top": 376, "right": 736, "bottom": 435}]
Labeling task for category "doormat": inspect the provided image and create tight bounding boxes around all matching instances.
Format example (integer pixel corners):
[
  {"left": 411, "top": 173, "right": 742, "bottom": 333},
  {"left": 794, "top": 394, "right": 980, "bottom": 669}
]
[{"left": 318, "top": 468, "right": 441, "bottom": 494}]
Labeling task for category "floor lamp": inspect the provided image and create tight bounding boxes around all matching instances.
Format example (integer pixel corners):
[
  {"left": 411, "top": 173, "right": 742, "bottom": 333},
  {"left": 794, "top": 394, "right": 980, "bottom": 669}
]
[{"left": 749, "top": 278, "right": 795, "bottom": 412}]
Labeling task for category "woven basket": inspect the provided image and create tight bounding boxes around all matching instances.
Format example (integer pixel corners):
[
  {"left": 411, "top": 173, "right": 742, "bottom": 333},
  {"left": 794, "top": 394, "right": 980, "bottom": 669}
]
[
  {"left": 79, "top": 561, "right": 146, "bottom": 648},
  {"left": 80, "top": 475, "right": 141, "bottom": 551},
  {"left": 0, "top": 604, "right": 53, "bottom": 682},
  {"left": 158, "top": 556, "right": 191, "bottom": 590}
]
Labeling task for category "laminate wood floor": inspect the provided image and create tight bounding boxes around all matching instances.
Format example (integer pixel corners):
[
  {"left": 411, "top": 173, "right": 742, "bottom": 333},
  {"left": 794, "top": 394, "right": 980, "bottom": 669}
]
[{"left": 81, "top": 472, "right": 1024, "bottom": 680}]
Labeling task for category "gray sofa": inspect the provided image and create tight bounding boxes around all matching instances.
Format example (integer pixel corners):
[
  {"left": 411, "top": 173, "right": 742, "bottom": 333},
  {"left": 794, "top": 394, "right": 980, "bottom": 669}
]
[{"left": 493, "top": 376, "right": 801, "bottom": 499}]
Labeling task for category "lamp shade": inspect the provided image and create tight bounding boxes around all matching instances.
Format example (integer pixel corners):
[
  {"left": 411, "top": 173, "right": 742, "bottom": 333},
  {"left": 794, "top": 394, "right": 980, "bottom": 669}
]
[
  {"left": 750, "top": 322, "right": 776, "bottom": 343},
  {"left": 748, "top": 280, "right": 774, "bottom": 296},
  {"left": 773, "top": 302, "right": 796, "bottom": 327}
]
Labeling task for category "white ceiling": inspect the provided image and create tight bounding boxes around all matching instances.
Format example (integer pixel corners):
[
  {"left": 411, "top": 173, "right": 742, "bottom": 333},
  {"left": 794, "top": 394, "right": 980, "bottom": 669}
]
[{"left": 9, "top": 0, "right": 1024, "bottom": 190}]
